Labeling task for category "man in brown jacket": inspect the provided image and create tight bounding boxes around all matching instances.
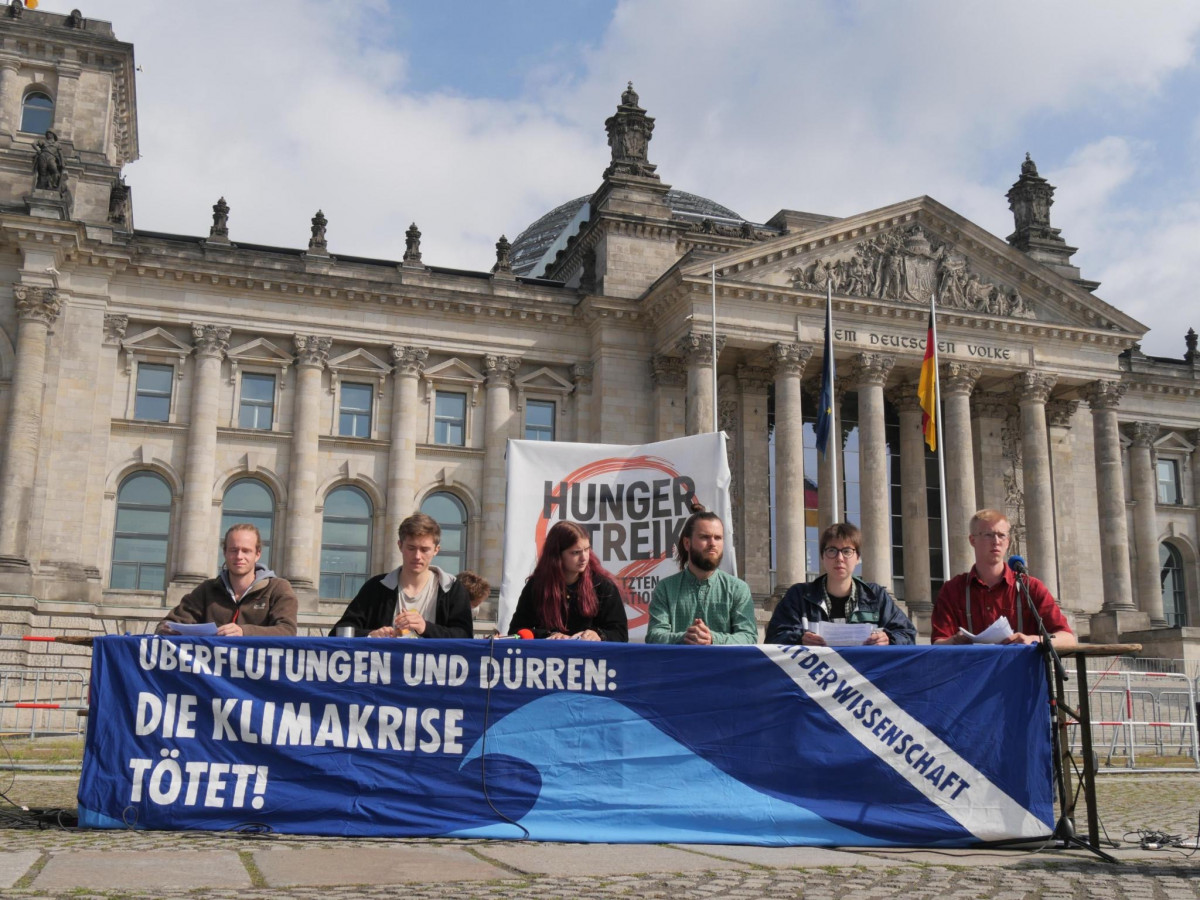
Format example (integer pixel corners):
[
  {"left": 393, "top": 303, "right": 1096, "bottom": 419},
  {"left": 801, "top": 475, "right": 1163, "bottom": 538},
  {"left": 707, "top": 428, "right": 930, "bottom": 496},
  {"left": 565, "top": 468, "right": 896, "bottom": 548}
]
[{"left": 157, "top": 524, "right": 298, "bottom": 636}]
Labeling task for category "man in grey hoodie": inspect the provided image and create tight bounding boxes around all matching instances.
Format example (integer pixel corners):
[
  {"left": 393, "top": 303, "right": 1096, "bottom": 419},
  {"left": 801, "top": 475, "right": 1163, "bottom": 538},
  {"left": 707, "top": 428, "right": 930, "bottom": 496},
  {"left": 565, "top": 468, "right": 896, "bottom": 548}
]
[{"left": 157, "top": 523, "right": 298, "bottom": 636}]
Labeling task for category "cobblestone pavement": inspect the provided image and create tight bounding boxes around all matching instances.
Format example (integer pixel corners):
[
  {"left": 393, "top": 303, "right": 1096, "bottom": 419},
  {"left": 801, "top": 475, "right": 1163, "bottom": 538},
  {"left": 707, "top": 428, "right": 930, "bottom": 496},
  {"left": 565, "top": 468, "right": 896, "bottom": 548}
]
[{"left": 0, "top": 772, "right": 1195, "bottom": 899}]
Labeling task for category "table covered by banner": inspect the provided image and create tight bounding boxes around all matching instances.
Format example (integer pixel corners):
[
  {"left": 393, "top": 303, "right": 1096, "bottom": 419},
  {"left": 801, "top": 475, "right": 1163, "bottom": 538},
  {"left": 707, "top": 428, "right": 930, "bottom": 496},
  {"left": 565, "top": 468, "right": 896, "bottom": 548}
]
[{"left": 78, "top": 637, "right": 1053, "bottom": 846}]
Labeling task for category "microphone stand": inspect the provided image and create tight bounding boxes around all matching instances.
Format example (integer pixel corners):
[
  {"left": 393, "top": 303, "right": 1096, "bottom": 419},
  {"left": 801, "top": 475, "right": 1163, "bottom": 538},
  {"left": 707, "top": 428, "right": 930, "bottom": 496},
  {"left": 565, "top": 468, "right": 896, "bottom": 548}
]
[{"left": 1015, "top": 568, "right": 1117, "bottom": 863}]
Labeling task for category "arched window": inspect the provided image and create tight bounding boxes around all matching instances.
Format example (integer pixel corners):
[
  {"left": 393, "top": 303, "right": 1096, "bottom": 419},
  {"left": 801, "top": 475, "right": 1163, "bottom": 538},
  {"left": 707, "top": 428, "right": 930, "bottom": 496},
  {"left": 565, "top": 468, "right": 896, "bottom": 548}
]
[
  {"left": 1160, "top": 543, "right": 1187, "bottom": 628},
  {"left": 111, "top": 472, "right": 172, "bottom": 590},
  {"left": 421, "top": 491, "right": 467, "bottom": 576},
  {"left": 20, "top": 91, "right": 53, "bottom": 134},
  {"left": 220, "top": 479, "right": 275, "bottom": 568},
  {"left": 320, "top": 486, "right": 372, "bottom": 599}
]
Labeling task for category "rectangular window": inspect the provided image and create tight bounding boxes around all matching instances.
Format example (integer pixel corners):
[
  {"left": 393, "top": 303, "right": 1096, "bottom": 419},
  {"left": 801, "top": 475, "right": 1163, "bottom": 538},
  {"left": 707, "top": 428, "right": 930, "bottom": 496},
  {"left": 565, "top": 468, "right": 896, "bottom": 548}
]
[
  {"left": 134, "top": 363, "right": 173, "bottom": 421},
  {"left": 1157, "top": 459, "right": 1181, "bottom": 505},
  {"left": 338, "top": 383, "right": 373, "bottom": 438},
  {"left": 435, "top": 391, "right": 467, "bottom": 446},
  {"left": 525, "top": 399, "right": 556, "bottom": 441},
  {"left": 238, "top": 373, "right": 275, "bottom": 430}
]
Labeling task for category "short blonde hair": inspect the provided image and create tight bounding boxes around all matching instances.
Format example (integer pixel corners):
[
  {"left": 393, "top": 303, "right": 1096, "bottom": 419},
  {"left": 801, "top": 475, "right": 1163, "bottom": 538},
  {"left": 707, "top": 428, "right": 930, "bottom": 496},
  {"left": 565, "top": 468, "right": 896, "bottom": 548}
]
[
  {"left": 223, "top": 523, "right": 262, "bottom": 552},
  {"left": 969, "top": 509, "right": 1009, "bottom": 534}
]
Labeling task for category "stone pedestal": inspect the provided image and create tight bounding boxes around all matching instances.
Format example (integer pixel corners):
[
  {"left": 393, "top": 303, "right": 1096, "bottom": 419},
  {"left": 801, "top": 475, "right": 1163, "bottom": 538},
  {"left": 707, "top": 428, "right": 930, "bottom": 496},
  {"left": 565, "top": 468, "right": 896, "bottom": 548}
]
[{"left": 1088, "top": 609, "right": 1153, "bottom": 645}]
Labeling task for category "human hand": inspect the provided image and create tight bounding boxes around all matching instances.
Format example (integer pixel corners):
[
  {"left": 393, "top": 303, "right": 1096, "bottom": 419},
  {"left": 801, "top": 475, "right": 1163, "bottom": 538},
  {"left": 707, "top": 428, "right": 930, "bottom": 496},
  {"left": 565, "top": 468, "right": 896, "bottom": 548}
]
[
  {"left": 684, "top": 618, "right": 712, "bottom": 645},
  {"left": 368, "top": 626, "right": 397, "bottom": 638},
  {"left": 546, "top": 632, "right": 570, "bottom": 640},
  {"left": 216, "top": 623, "right": 244, "bottom": 637},
  {"left": 395, "top": 610, "right": 427, "bottom": 636},
  {"left": 1002, "top": 632, "right": 1040, "bottom": 645},
  {"left": 864, "top": 630, "right": 889, "bottom": 645},
  {"left": 801, "top": 631, "right": 827, "bottom": 646},
  {"left": 573, "top": 629, "right": 601, "bottom": 641}
]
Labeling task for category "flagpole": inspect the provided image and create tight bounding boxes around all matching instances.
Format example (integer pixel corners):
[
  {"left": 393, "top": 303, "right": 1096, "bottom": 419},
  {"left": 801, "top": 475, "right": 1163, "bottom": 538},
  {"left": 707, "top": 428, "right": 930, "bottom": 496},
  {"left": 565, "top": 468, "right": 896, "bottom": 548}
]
[
  {"left": 928, "top": 293, "right": 951, "bottom": 584},
  {"left": 711, "top": 263, "right": 718, "bottom": 434},
  {"left": 828, "top": 279, "right": 839, "bottom": 523}
]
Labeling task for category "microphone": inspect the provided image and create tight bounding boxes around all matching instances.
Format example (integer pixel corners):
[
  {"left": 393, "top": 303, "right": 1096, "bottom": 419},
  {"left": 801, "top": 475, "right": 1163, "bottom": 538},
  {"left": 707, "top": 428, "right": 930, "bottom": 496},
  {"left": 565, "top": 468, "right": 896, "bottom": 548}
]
[
  {"left": 498, "top": 628, "right": 536, "bottom": 640},
  {"left": 1007, "top": 555, "right": 1028, "bottom": 576}
]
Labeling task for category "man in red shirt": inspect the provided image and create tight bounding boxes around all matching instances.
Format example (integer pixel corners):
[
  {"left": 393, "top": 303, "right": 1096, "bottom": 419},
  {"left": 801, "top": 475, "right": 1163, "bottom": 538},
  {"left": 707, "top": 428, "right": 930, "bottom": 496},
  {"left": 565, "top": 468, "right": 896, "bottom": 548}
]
[{"left": 931, "top": 509, "right": 1076, "bottom": 648}]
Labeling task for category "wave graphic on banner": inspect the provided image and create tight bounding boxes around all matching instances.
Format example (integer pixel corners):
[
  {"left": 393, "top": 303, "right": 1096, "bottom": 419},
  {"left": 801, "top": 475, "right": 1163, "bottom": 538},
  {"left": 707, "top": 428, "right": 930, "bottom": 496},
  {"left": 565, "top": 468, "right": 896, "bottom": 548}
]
[
  {"left": 759, "top": 645, "right": 1052, "bottom": 841},
  {"left": 448, "top": 692, "right": 878, "bottom": 845}
]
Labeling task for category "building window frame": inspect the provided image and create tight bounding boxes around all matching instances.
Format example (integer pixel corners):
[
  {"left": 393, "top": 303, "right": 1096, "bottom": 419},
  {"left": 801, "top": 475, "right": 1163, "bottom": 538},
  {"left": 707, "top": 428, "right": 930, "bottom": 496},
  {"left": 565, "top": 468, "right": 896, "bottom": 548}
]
[
  {"left": 327, "top": 348, "right": 390, "bottom": 440},
  {"left": 236, "top": 371, "right": 277, "bottom": 431},
  {"left": 118, "top": 326, "right": 192, "bottom": 423},
  {"left": 434, "top": 390, "right": 468, "bottom": 446},
  {"left": 515, "top": 366, "right": 573, "bottom": 443},
  {"left": 420, "top": 491, "right": 469, "bottom": 576},
  {"left": 1156, "top": 457, "right": 1182, "bottom": 506},
  {"left": 337, "top": 381, "right": 374, "bottom": 439},
  {"left": 226, "top": 337, "right": 293, "bottom": 431},
  {"left": 20, "top": 89, "right": 54, "bottom": 135},
  {"left": 523, "top": 398, "right": 557, "bottom": 441},
  {"left": 220, "top": 478, "right": 276, "bottom": 569},
  {"left": 420, "top": 357, "right": 484, "bottom": 447},
  {"left": 110, "top": 471, "right": 173, "bottom": 592},
  {"left": 319, "top": 485, "right": 374, "bottom": 600},
  {"left": 1160, "top": 542, "right": 1188, "bottom": 628},
  {"left": 133, "top": 361, "right": 175, "bottom": 423}
]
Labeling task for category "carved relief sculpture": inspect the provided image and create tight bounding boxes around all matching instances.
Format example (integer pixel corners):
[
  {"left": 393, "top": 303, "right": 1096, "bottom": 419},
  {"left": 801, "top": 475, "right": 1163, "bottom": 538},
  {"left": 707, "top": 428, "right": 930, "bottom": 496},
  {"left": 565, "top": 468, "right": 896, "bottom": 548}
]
[{"left": 32, "top": 130, "right": 66, "bottom": 192}]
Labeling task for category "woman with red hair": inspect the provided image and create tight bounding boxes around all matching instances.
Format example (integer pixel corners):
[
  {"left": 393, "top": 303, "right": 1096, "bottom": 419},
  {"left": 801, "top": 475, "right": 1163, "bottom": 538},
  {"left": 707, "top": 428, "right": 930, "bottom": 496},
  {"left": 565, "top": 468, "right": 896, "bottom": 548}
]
[{"left": 508, "top": 521, "right": 628, "bottom": 641}]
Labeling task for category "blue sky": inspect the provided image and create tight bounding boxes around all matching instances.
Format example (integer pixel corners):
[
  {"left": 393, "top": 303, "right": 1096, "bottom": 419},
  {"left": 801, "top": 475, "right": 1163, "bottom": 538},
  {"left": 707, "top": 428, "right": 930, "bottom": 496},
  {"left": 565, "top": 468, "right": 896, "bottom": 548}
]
[{"left": 76, "top": 0, "right": 1200, "bottom": 357}]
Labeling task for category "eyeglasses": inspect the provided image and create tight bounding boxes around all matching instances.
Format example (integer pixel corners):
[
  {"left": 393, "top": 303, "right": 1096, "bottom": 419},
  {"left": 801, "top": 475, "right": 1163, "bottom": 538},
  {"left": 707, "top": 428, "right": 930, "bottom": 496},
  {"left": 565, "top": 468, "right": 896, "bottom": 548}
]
[
  {"left": 973, "top": 531, "right": 1010, "bottom": 543},
  {"left": 822, "top": 547, "right": 858, "bottom": 560}
]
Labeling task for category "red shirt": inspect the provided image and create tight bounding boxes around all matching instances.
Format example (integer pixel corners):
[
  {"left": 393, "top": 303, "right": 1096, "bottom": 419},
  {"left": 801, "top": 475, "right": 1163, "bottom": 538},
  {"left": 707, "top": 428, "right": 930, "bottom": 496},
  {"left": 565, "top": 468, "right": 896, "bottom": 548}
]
[{"left": 930, "top": 565, "right": 1072, "bottom": 642}]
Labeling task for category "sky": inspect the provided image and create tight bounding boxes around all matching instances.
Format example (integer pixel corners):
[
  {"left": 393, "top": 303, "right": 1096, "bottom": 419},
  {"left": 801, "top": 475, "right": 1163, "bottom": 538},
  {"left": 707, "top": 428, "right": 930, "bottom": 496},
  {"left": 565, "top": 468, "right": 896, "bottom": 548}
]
[{"left": 69, "top": 0, "right": 1200, "bottom": 357}]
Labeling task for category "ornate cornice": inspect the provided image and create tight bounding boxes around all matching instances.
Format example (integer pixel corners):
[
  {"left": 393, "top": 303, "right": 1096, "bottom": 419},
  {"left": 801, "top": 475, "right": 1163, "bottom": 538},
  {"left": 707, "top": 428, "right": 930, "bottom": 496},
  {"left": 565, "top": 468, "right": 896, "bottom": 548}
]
[
  {"left": 294, "top": 334, "right": 332, "bottom": 368},
  {"left": 390, "top": 344, "right": 428, "bottom": 378},
  {"left": 850, "top": 352, "right": 895, "bottom": 388},
  {"left": 939, "top": 362, "right": 981, "bottom": 396},
  {"left": 1083, "top": 379, "right": 1126, "bottom": 411},
  {"left": 191, "top": 323, "right": 230, "bottom": 359},
  {"left": 13, "top": 285, "right": 63, "bottom": 325},
  {"left": 649, "top": 354, "right": 686, "bottom": 388},
  {"left": 769, "top": 342, "right": 813, "bottom": 379},
  {"left": 483, "top": 354, "right": 521, "bottom": 388},
  {"left": 1013, "top": 371, "right": 1057, "bottom": 405}
]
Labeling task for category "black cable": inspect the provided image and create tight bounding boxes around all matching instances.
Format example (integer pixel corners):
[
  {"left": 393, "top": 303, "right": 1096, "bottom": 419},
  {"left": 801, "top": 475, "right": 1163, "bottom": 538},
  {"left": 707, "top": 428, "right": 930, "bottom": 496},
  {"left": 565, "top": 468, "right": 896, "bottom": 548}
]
[{"left": 478, "top": 635, "right": 529, "bottom": 840}]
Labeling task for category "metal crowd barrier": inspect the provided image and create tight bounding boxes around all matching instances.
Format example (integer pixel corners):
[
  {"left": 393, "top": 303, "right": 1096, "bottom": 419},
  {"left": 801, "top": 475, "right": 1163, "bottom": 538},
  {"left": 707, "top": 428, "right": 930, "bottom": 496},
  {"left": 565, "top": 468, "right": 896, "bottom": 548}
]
[
  {"left": 0, "top": 668, "right": 88, "bottom": 739},
  {"left": 1060, "top": 657, "right": 1200, "bottom": 770}
]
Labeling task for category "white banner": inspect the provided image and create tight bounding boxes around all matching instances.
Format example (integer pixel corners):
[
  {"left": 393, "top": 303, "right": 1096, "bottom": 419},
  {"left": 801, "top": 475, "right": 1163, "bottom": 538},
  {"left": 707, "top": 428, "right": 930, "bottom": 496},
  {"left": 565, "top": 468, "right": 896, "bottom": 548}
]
[{"left": 499, "top": 434, "right": 735, "bottom": 640}]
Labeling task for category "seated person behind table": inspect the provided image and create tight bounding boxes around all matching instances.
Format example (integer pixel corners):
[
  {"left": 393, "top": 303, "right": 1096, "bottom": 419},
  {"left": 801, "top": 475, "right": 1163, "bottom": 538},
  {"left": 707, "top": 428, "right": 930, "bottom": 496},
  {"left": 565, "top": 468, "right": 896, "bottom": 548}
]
[
  {"left": 158, "top": 523, "right": 297, "bottom": 636},
  {"left": 931, "top": 508, "right": 1076, "bottom": 649},
  {"left": 455, "top": 570, "right": 491, "bottom": 612},
  {"left": 766, "top": 521, "right": 915, "bottom": 645},
  {"left": 329, "top": 512, "right": 472, "bottom": 638},
  {"left": 508, "top": 521, "right": 628, "bottom": 641},
  {"left": 646, "top": 510, "right": 757, "bottom": 645}
]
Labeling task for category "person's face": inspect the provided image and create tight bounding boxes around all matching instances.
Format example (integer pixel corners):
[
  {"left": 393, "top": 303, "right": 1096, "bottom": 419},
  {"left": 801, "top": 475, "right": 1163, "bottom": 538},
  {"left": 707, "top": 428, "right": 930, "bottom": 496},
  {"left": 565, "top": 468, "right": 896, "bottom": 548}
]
[
  {"left": 223, "top": 531, "right": 261, "bottom": 578},
  {"left": 821, "top": 541, "right": 859, "bottom": 581},
  {"left": 561, "top": 538, "right": 591, "bottom": 582},
  {"left": 969, "top": 519, "right": 1010, "bottom": 568},
  {"left": 685, "top": 519, "right": 724, "bottom": 572},
  {"left": 400, "top": 535, "right": 439, "bottom": 575}
]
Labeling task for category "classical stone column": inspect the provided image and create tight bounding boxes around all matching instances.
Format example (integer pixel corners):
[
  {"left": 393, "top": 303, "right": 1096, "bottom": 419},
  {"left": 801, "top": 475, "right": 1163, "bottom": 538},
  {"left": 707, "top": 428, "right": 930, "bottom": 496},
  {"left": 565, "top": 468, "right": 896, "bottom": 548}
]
[
  {"left": 736, "top": 364, "right": 773, "bottom": 594},
  {"left": 1126, "top": 422, "right": 1166, "bottom": 626},
  {"left": 1047, "top": 399, "right": 1080, "bottom": 613},
  {"left": 284, "top": 335, "right": 330, "bottom": 590},
  {"left": 649, "top": 354, "right": 686, "bottom": 441},
  {"left": 482, "top": 354, "right": 520, "bottom": 583},
  {"left": 571, "top": 363, "right": 594, "bottom": 442},
  {"left": 1014, "top": 372, "right": 1058, "bottom": 596},
  {"left": 971, "top": 392, "right": 1009, "bottom": 511},
  {"left": 1084, "top": 380, "right": 1135, "bottom": 616},
  {"left": 677, "top": 333, "right": 726, "bottom": 435},
  {"left": 851, "top": 353, "right": 895, "bottom": 588},
  {"left": 0, "top": 57, "right": 21, "bottom": 138},
  {"left": 941, "top": 362, "right": 980, "bottom": 574},
  {"left": 769, "top": 343, "right": 812, "bottom": 589},
  {"left": 888, "top": 387, "right": 932, "bottom": 620},
  {"left": 385, "top": 345, "right": 427, "bottom": 570},
  {"left": 0, "top": 285, "right": 63, "bottom": 569},
  {"left": 175, "top": 324, "right": 230, "bottom": 582}
]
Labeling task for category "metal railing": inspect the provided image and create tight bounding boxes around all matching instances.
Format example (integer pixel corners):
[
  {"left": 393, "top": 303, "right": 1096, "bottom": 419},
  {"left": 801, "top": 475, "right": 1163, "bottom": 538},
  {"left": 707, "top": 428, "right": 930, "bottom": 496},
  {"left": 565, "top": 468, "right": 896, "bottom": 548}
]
[{"left": 0, "top": 668, "right": 88, "bottom": 739}]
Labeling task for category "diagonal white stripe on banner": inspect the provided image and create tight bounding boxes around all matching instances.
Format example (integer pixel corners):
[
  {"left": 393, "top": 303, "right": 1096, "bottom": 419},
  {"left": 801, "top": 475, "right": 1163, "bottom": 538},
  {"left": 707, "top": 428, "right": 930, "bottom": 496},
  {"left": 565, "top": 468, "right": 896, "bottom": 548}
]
[{"left": 759, "top": 645, "right": 1050, "bottom": 841}]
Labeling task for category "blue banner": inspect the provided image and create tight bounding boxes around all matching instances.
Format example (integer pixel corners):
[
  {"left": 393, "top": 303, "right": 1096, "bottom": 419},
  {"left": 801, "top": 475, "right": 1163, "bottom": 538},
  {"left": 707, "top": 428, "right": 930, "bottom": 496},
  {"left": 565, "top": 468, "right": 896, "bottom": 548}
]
[{"left": 78, "top": 637, "right": 1053, "bottom": 845}]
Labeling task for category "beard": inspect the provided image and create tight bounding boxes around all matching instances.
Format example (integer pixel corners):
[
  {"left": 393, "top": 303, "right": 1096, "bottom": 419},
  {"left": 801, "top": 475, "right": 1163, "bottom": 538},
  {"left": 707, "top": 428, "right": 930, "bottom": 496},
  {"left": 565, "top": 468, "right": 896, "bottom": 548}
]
[{"left": 689, "top": 545, "right": 722, "bottom": 572}]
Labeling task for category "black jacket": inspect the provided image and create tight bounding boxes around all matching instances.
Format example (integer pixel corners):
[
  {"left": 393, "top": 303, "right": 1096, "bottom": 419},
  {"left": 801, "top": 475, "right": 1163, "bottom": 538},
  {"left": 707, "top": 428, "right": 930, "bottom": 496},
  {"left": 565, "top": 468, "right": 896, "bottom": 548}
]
[
  {"left": 766, "top": 575, "right": 916, "bottom": 645},
  {"left": 508, "top": 573, "right": 628, "bottom": 642},
  {"left": 329, "top": 566, "right": 473, "bottom": 639}
]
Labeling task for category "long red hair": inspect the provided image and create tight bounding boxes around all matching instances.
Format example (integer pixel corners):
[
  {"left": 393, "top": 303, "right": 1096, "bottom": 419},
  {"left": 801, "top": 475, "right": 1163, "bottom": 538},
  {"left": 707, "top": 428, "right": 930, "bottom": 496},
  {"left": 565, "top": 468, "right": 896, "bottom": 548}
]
[{"left": 527, "top": 521, "right": 618, "bottom": 634}]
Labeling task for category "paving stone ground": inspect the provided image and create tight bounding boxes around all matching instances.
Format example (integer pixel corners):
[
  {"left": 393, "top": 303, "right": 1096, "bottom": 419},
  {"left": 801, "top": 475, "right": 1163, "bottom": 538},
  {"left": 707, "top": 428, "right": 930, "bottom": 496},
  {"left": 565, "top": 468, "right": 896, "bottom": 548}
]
[{"left": 0, "top": 771, "right": 1195, "bottom": 898}]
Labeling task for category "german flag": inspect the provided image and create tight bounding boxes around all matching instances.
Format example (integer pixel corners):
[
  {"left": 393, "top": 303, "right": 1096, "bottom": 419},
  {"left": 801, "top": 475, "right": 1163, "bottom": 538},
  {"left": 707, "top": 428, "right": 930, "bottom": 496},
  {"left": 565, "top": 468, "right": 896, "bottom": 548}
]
[{"left": 917, "top": 309, "right": 937, "bottom": 451}]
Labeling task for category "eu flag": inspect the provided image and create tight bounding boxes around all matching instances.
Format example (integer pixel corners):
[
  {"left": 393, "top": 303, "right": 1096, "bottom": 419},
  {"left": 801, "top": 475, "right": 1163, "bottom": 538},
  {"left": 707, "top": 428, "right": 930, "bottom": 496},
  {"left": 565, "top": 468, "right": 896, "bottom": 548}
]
[{"left": 814, "top": 283, "right": 835, "bottom": 455}]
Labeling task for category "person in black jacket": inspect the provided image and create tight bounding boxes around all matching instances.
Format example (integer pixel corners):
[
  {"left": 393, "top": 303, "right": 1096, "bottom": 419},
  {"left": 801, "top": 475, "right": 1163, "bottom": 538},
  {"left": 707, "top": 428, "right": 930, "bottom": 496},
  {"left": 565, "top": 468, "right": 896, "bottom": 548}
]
[
  {"left": 330, "top": 513, "right": 472, "bottom": 639},
  {"left": 508, "top": 521, "right": 628, "bottom": 641},
  {"left": 766, "top": 521, "right": 915, "bottom": 646}
]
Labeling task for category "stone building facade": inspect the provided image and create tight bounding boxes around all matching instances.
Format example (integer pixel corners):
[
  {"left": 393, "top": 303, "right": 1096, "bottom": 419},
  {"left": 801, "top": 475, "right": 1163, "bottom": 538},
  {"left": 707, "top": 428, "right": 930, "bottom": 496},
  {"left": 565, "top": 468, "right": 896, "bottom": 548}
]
[{"left": 0, "top": 9, "right": 1197, "bottom": 662}]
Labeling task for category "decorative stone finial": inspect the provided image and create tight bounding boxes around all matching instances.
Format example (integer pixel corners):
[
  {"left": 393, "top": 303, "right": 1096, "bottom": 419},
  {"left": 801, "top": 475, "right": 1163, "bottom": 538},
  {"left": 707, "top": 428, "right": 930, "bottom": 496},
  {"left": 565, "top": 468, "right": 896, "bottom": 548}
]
[
  {"left": 308, "top": 209, "right": 328, "bottom": 252},
  {"left": 403, "top": 222, "right": 422, "bottom": 264},
  {"left": 1021, "top": 152, "right": 1038, "bottom": 177},
  {"left": 9, "top": 1, "right": 22, "bottom": 20},
  {"left": 492, "top": 235, "right": 512, "bottom": 275},
  {"left": 1186, "top": 327, "right": 1197, "bottom": 362},
  {"left": 1007, "top": 153, "right": 1054, "bottom": 237},
  {"left": 210, "top": 197, "right": 230, "bottom": 240},
  {"left": 604, "top": 82, "right": 658, "bottom": 180},
  {"left": 65, "top": 9, "right": 84, "bottom": 29},
  {"left": 107, "top": 176, "right": 131, "bottom": 229}
]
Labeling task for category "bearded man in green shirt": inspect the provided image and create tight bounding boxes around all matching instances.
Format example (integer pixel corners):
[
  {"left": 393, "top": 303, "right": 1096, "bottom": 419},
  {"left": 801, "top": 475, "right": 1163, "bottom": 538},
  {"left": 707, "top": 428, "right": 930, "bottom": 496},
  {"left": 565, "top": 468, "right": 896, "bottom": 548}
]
[{"left": 646, "top": 511, "right": 758, "bottom": 645}]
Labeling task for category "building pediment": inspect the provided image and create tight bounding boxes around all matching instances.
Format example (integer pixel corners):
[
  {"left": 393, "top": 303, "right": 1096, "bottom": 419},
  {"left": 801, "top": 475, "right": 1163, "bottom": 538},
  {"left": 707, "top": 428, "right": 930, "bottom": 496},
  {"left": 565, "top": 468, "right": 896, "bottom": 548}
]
[
  {"left": 227, "top": 337, "right": 293, "bottom": 367},
  {"left": 676, "top": 197, "right": 1146, "bottom": 338},
  {"left": 515, "top": 366, "right": 574, "bottom": 394},
  {"left": 120, "top": 326, "right": 191, "bottom": 356}
]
